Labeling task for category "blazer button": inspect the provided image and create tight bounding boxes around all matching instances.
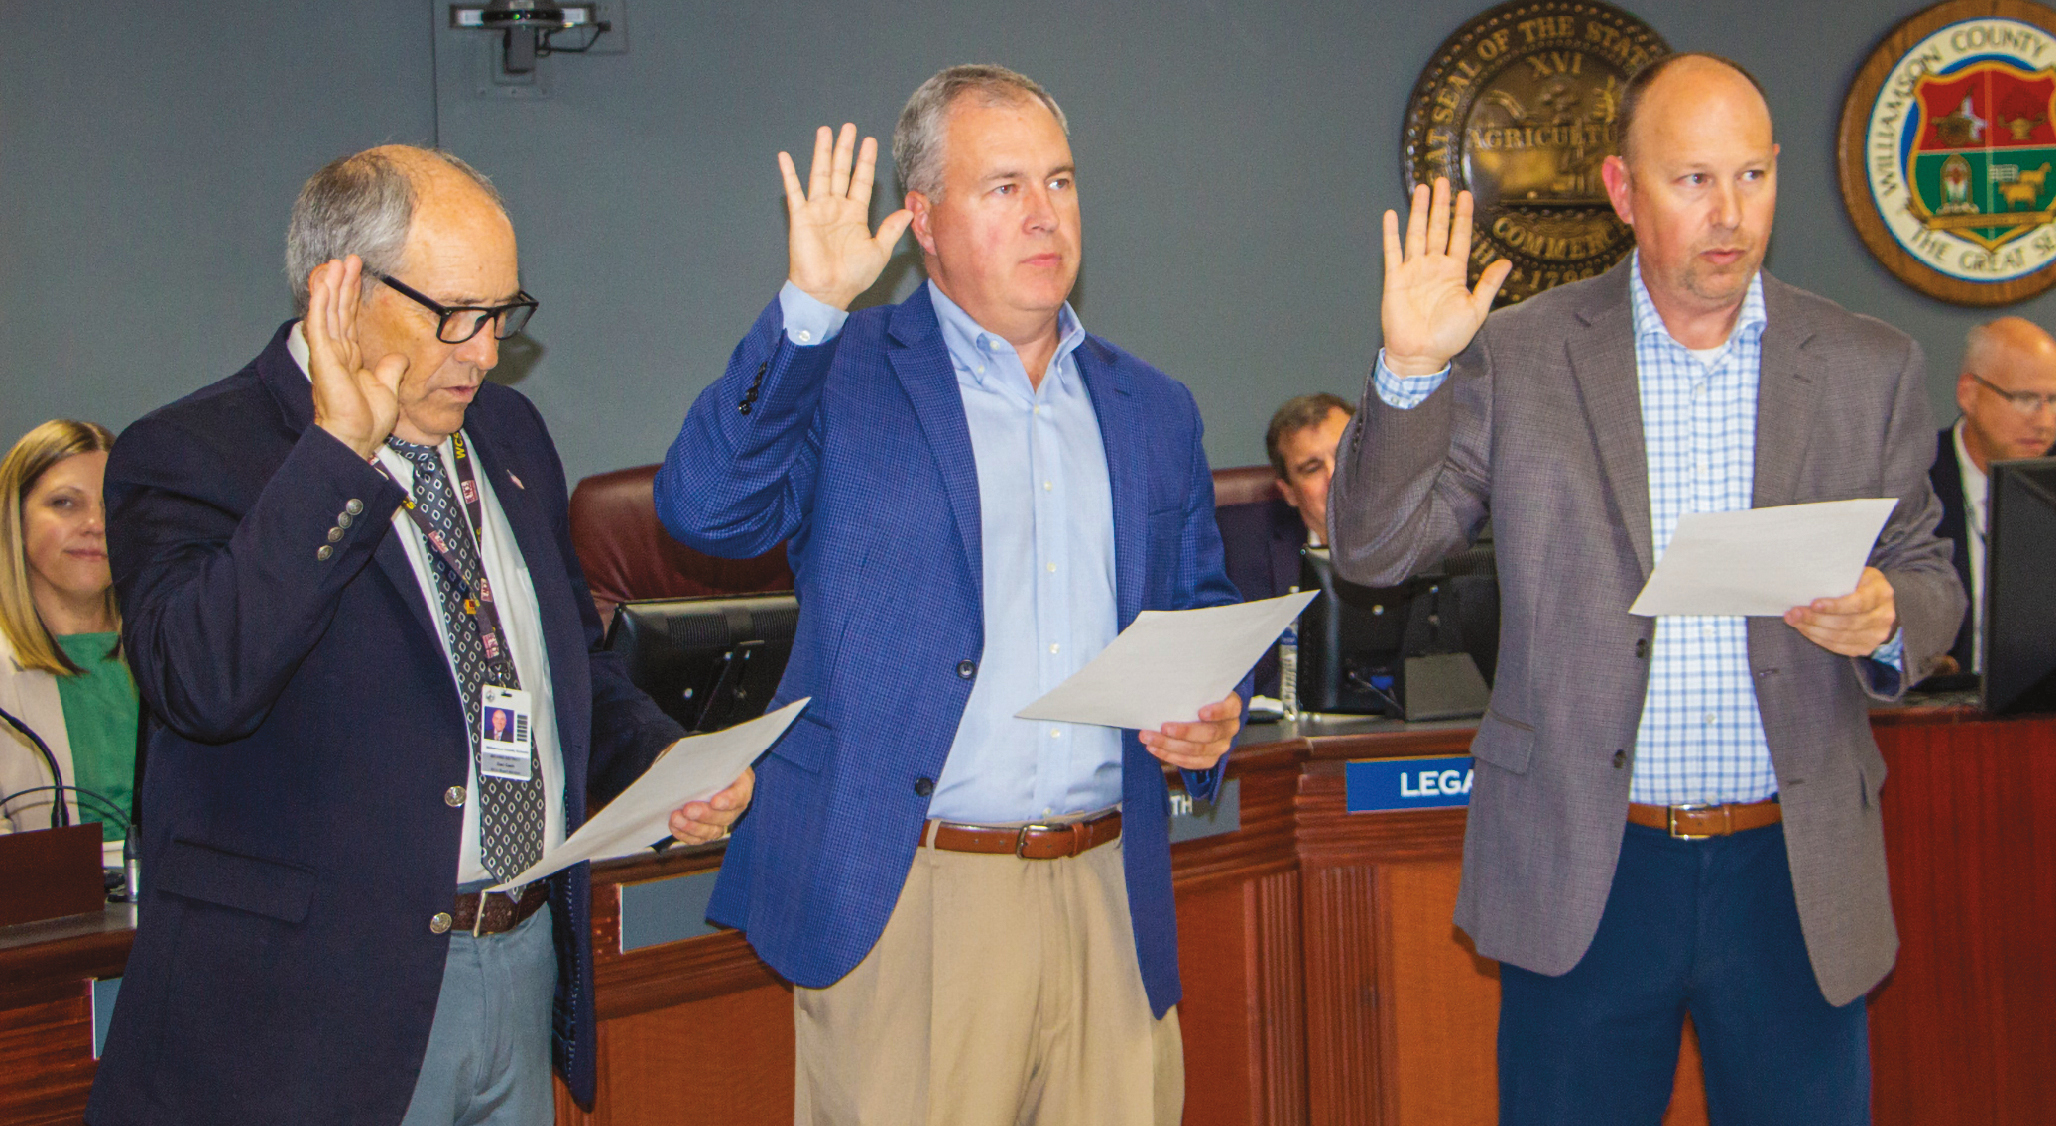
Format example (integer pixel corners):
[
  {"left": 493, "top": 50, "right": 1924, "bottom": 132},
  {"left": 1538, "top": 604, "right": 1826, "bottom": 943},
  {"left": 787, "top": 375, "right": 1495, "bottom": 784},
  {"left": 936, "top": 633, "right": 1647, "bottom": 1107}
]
[
  {"left": 1634, "top": 638, "right": 1649, "bottom": 659},
  {"left": 1612, "top": 749, "right": 1628, "bottom": 769},
  {"left": 344, "top": 499, "right": 364, "bottom": 515},
  {"left": 913, "top": 776, "right": 934, "bottom": 797},
  {"left": 956, "top": 659, "right": 977, "bottom": 679},
  {"left": 317, "top": 545, "right": 334, "bottom": 561},
  {"left": 327, "top": 527, "right": 344, "bottom": 543},
  {"left": 429, "top": 912, "right": 453, "bottom": 935},
  {"left": 337, "top": 512, "right": 353, "bottom": 529},
  {"left": 444, "top": 785, "right": 466, "bottom": 807},
  {"left": 738, "top": 403, "right": 752, "bottom": 415}
]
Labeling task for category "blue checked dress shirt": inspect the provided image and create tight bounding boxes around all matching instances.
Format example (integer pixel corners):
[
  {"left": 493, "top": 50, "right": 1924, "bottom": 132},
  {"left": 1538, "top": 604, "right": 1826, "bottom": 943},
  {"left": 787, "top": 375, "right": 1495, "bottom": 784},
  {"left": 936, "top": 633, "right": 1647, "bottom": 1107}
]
[
  {"left": 779, "top": 280, "right": 1124, "bottom": 823},
  {"left": 1373, "top": 254, "right": 1902, "bottom": 804}
]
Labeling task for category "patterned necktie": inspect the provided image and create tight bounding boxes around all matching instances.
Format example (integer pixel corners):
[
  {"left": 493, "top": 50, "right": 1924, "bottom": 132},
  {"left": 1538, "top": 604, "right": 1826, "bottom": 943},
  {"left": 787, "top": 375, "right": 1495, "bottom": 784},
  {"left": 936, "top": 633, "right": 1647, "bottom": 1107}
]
[{"left": 387, "top": 437, "right": 545, "bottom": 884}]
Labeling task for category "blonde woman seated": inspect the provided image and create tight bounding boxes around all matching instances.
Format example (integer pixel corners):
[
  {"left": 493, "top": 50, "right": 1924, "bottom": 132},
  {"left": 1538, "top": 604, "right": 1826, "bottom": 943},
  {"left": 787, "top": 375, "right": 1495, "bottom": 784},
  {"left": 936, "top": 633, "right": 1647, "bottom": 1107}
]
[{"left": 0, "top": 420, "right": 134, "bottom": 865}]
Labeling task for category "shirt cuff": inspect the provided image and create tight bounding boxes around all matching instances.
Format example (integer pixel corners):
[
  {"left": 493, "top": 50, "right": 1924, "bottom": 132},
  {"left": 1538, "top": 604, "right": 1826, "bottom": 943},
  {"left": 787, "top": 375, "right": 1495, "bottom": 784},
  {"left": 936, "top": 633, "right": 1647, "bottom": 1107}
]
[
  {"left": 777, "top": 281, "right": 848, "bottom": 347},
  {"left": 1373, "top": 349, "right": 1452, "bottom": 409},
  {"left": 1862, "top": 628, "right": 1906, "bottom": 696}
]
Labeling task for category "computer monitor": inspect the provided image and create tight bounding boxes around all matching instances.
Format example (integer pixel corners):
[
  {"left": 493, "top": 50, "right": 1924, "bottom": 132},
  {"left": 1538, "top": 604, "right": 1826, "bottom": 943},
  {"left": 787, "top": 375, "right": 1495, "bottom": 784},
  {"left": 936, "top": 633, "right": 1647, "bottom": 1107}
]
[
  {"left": 1982, "top": 457, "right": 2056, "bottom": 715},
  {"left": 1296, "top": 545, "right": 1498, "bottom": 719},
  {"left": 605, "top": 594, "right": 799, "bottom": 733}
]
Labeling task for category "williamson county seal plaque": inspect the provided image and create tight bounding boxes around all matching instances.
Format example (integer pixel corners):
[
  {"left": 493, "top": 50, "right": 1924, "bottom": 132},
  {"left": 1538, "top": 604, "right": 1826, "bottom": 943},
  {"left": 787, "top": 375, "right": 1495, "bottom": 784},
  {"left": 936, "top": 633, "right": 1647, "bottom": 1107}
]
[
  {"left": 1839, "top": 0, "right": 2056, "bottom": 305},
  {"left": 1403, "top": 0, "right": 1669, "bottom": 305}
]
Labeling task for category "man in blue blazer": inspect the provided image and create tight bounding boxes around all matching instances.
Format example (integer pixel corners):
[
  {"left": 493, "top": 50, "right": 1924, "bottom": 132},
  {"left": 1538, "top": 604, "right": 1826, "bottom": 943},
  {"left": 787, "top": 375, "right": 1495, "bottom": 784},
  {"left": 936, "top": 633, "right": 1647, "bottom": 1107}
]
[
  {"left": 89, "top": 146, "right": 751, "bottom": 1126},
  {"left": 656, "top": 65, "right": 1245, "bottom": 1124}
]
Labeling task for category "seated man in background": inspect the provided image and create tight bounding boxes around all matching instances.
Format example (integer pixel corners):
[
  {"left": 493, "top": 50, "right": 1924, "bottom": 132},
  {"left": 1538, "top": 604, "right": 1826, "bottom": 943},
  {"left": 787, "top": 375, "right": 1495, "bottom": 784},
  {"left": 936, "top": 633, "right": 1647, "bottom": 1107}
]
[
  {"left": 1219, "top": 392, "right": 1352, "bottom": 697},
  {"left": 1928, "top": 316, "right": 2056, "bottom": 678},
  {"left": 88, "top": 145, "right": 751, "bottom": 1126}
]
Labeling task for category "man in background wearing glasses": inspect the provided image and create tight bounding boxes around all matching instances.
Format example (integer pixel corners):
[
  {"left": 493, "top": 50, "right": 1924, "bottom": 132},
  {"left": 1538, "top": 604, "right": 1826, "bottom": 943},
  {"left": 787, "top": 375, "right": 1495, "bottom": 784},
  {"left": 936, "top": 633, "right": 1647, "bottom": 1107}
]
[
  {"left": 88, "top": 145, "right": 753, "bottom": 1126},
  {"left": 1929, "top": 317, "right": 2056, "bottom": 678}
]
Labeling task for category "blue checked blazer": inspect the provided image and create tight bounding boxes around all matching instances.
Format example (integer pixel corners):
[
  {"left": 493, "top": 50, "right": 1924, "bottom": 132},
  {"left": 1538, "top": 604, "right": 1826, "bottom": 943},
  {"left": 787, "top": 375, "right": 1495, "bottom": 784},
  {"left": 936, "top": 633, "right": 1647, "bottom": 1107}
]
[{"left": 655, "top": 286, "right": 1241, "bottom": 1016}]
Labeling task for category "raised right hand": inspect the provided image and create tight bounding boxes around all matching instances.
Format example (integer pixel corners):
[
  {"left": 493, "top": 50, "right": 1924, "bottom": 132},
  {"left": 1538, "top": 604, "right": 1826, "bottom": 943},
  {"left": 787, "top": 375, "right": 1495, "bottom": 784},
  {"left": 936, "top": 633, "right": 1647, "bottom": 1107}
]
[
  {"left": 781, "top": 124, "right": 913, "bottom": 310},
  {"left": 305, "top": 255, "right": 408, "bottom": 459},
  {"left": 1381, "top": 177, "right": 1511, "bottom": 377}
]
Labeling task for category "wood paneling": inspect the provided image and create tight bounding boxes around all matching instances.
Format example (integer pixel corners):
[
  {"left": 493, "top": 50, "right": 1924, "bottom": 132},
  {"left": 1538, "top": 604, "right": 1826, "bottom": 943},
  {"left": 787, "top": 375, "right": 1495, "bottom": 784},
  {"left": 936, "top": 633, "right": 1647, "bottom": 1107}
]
[{"left": 1868, "top": 710, "right": 2056, "bottom": 1126}]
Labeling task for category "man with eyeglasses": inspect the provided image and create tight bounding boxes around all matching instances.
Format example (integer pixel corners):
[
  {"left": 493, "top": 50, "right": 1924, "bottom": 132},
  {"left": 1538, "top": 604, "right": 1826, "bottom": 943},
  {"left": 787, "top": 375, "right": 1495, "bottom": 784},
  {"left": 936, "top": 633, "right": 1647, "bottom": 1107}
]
[
  {"left": 88, "top": 145, "right": 754, "bottom": 1126},
  {"left": 1929, "top": 316, "right": 2056, "bottom": 677}
]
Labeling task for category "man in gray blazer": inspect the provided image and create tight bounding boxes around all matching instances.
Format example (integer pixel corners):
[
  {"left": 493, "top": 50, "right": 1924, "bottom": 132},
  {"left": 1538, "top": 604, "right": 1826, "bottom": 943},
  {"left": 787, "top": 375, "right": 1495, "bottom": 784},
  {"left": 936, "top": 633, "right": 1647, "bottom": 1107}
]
[{"left": 1330, "top": 54, "right": 1962, "bottom": 1125}]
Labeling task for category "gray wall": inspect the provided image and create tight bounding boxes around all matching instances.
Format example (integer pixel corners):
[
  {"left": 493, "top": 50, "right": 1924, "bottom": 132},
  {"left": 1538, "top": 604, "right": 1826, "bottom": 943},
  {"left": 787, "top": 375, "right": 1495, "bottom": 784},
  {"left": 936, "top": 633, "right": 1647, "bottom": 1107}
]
[{"left": 2, "top": 0, "right": 2041, "bottom": 484}]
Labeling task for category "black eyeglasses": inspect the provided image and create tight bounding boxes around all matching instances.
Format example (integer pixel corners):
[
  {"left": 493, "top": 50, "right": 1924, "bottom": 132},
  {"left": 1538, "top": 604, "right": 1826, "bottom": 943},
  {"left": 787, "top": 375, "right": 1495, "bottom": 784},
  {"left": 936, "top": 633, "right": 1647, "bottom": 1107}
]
[
  {"left": 374, "top": 271, "right": 538, "bottom": 344},
  {"left": 1971, "top": 371, "right": 2056, "bottom": 416}
]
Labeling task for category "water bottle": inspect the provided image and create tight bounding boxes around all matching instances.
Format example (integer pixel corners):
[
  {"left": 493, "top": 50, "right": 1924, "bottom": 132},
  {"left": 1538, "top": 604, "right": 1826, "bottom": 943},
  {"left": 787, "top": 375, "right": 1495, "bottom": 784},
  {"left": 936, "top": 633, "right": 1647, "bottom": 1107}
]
[{"left": 1280, "top": 584, "right": 1301, "bottom": 722}]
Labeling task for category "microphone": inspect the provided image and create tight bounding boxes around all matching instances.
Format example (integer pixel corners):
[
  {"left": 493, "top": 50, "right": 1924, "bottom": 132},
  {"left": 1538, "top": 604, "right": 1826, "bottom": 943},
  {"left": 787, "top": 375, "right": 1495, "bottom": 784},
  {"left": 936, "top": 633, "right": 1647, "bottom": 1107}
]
[{"left": 0, "top": 702, "right": 69, "bottom": 829}]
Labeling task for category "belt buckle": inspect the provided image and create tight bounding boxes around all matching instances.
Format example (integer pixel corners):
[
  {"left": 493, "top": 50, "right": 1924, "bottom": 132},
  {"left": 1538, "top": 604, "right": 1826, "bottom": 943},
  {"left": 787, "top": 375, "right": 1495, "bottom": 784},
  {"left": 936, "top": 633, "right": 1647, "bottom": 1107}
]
[
  {"left": 1667, "top": 803, "right": 1717, "bottom": 840},
  {"left": 1015, "top": 823, "right": 1061, "bottom": 858}
]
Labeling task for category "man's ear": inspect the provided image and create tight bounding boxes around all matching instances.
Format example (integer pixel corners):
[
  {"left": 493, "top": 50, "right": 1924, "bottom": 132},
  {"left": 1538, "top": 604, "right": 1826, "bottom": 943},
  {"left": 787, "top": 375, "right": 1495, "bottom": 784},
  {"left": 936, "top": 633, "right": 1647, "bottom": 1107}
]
[
  {"left": 1601, "top": 154, "right": 1635, "bottom": 228},
  {"left": 1275, "top": 476, "right": 1298, "bottom": 509},
  {"left": 1957, "top": 372, "right": 1979, "bottom": 417},
  {"left": 908, "top": 191, "right": 937, "bottom": 256}
]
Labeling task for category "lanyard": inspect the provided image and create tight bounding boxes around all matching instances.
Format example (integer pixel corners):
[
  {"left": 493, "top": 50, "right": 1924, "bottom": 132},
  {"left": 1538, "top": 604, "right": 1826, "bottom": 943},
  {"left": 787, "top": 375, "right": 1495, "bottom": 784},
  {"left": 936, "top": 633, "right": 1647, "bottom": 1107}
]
[{"left": 377, "top": 433, "right": 518, "bottom": 676}]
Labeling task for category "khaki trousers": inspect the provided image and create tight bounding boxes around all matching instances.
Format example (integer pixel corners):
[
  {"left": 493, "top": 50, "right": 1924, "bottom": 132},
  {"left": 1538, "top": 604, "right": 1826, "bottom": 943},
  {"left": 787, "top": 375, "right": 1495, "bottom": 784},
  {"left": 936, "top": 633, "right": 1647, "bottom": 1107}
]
[{"left": 794, "top": 826, "right": 1183, "bottom": 1126}]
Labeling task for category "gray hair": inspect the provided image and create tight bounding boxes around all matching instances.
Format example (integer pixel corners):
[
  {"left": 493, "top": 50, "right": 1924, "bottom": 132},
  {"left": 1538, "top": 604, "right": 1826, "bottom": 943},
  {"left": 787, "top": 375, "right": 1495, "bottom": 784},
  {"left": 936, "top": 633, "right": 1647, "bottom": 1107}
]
[
  {"left": 284, "top": 147, "right": 505, "bottom": 312},
  {"left": 892, "top": 64, "right": 1069, "bottom": 200}
]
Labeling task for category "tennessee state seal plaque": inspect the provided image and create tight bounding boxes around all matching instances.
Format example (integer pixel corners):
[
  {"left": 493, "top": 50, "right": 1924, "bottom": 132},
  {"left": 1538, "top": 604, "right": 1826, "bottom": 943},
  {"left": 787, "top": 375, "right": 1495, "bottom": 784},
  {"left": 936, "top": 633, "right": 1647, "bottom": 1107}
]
[
  {"left": 1839, "top": 0, "right": 2056, "bottom": 304},
  {"left": 1403, "top": 1, "right": 1669, "bottom": 305}
]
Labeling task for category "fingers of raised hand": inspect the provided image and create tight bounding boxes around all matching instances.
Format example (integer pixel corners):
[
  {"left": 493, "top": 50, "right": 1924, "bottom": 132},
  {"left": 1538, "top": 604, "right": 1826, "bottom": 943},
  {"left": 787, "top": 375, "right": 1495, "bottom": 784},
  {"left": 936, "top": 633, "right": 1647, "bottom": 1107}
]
[
  {"left": 1426, "top": 177, "right": 1453, "bottom": 257},
  {"left": 1405, "top": 183, "right": 1431, "bottom": 259},
  {"left": 778, "top": 150, "right": 805, "bottom": 213},
  {"left": 830, "top": 123, "right": 857, "bottom": 197},
  {"left": 875, "top": 208, "right": 914, "bottom": 253},
  {"left": 806, "top": 125, "right": 835, "bottom": 199}
]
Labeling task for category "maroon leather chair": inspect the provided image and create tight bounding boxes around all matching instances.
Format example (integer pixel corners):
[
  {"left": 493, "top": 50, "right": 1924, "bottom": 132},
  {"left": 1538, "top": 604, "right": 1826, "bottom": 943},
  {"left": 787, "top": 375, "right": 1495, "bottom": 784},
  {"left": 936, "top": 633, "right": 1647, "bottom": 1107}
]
[
  {"left": 1211, "top": 464, "right": 1280, "bottom": 509},
  {"left": 567, "top": 464, "right": 793, "bottom": 630}
]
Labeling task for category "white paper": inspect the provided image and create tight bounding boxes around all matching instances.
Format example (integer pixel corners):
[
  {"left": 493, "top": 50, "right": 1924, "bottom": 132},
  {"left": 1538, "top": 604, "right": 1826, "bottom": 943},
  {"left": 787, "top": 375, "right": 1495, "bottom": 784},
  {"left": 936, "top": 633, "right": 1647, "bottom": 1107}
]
[
  {"left": 1628, "top": 499, "right": 1897, "bottom": 617},
  {"left": 1015, "top": 593, "right": 1316, "bottom": 731},
  {"left": 487, "top": 698, "right": 808, "bottom": 891}
]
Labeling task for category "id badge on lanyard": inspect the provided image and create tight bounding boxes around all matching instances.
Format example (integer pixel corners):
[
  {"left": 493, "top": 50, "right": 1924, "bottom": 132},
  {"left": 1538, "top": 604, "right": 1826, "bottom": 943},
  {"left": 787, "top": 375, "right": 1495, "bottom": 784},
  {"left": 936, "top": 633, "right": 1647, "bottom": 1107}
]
[{"left": 480, "top": 684, "right": 535, "bottom": 781}]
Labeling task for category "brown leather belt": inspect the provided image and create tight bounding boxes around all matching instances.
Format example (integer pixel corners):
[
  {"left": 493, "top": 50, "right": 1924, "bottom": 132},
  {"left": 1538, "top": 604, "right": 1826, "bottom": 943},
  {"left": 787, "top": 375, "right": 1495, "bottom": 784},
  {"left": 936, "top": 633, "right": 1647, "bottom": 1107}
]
[
  {"left": 1628, "top": 798, "right": 1782, "bottom": 839},
  {"left": 453, "top": 881, "right": 549, "bottom": 936},
  {"left": 921, "top": 810, "right": 1123, "bottom": 860}
]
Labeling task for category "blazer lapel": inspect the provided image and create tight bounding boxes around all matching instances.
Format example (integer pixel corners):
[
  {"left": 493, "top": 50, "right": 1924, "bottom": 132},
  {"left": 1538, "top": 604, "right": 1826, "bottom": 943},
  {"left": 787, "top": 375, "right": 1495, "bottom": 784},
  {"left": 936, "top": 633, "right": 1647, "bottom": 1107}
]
[
  {"left": 1075, "top": 338, "right": 1147, "bottom": 627},
  {"left": 886, "top": 290, "right": 987, "bottom": 607},
  {"left": 255, "top": 322, "right": 440, "bottom": 645},
  {"left": 1566, "top": 272, "right": 1656, "bottom": 578},
  {"left": 1751, "top": 277, "right": 1819, "bottom": 508}
]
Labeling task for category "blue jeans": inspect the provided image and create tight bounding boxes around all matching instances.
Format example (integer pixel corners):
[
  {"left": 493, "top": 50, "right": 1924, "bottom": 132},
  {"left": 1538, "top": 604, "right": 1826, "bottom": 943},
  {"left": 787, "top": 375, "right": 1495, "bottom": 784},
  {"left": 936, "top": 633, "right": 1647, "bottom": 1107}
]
[
  {"left": 400, "top": 895, "right": 558, "bottom": 1126},
  {"left": 1498, "top": 822, "right": 1870, "bottom": 1126}
]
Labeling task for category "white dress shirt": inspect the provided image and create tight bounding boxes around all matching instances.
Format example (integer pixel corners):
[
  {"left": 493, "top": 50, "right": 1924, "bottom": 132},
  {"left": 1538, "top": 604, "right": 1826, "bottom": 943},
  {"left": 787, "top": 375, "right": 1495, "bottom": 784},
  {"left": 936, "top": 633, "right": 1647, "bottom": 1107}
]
[
  {"left": 289, "top": 325, "right": 564, "bottom": 883},
  {"left": 1952, "top": 420, "right": 1989, "bottom": 671}
]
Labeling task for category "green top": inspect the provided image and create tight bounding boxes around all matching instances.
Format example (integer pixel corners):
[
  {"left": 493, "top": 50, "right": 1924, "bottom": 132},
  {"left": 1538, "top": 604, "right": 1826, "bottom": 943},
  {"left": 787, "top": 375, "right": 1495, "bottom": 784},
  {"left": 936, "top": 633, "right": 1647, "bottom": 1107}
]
[{"left": 54, "top": 632, "right": 137, "bottom": 843}]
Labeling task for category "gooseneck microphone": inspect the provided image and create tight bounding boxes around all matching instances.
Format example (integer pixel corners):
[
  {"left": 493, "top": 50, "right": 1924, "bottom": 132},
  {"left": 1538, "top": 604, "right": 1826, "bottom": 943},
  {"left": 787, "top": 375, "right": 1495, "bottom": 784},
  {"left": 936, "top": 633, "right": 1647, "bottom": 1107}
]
[{"left": 0, "top": 702, "right": 70, "bottom": 828}]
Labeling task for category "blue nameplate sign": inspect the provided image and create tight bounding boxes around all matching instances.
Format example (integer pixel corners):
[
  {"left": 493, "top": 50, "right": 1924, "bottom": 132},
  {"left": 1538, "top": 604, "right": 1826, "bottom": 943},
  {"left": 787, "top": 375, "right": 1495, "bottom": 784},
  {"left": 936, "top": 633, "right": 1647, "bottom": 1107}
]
[
  {"left": 618, "top": 867, "right": 723, "bottom": 953},
  {"left": 1346, "top": 755, "right": 1474, "bottom": 812}
]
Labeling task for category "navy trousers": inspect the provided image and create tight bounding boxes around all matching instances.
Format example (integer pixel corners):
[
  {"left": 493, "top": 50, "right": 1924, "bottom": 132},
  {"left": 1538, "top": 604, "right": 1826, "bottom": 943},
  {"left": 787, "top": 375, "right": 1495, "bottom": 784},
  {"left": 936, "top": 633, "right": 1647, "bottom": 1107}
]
[{"left": 1497, "top": 822, "right": 1871, "bottom": 1126}]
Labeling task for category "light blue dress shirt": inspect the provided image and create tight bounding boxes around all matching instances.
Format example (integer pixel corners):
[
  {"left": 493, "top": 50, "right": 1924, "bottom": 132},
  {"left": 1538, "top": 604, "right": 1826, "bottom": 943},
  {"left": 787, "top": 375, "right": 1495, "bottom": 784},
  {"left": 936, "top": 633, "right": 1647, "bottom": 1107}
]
[
  {"left": 778, "top": 281, "right": 1124, "bottom": 823},
  {"left": 1371, "top": 254, "right": 1902, "bottom": 805}
]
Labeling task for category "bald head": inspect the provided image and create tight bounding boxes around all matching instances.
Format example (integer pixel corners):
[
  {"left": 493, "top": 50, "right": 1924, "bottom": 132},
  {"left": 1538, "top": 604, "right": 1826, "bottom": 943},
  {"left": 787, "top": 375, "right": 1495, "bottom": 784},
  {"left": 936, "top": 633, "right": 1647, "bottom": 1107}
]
[
  {"left": 285, "top": 144, "right": 509, "bottom": 311},
  {"left": 1958, "top": 317, "right": 2056, "bottom": 471},
  {"left": 1617, "top": 53, "right": 1772, "bottom": 169}
]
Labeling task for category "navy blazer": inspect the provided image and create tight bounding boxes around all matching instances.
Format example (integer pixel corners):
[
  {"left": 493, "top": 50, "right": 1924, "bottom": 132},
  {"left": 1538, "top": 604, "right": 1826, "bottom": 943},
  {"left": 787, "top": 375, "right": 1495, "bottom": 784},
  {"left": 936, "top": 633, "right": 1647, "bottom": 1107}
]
[
  {"left": 1928, "top": 425, "right": 1977, "bottom": 670},
  {"left": 654, "top": 288, "right": 1242, "bottom": 1017},
  {"left": 88, "top": 324, "right": 683, "bottom": 1123},
  {"left": 1215, "top": 497, "right": 1307, "bottom": 697}
]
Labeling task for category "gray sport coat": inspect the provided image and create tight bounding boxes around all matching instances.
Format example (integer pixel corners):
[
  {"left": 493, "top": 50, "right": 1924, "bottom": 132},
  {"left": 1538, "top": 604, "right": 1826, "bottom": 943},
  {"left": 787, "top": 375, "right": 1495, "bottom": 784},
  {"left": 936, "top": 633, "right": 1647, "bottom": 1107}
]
[{"left": 1328, "top": 260, "right": 1965, "bottom": 1006}]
